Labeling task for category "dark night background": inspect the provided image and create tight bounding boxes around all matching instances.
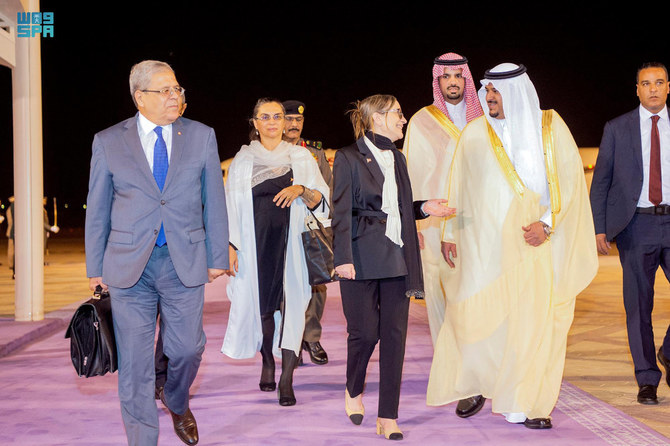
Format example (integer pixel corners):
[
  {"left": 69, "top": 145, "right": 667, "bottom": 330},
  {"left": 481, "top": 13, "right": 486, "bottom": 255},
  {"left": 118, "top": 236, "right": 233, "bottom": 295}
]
[{"left": 0, "top": 3, "right": 666, "bottom": 229}]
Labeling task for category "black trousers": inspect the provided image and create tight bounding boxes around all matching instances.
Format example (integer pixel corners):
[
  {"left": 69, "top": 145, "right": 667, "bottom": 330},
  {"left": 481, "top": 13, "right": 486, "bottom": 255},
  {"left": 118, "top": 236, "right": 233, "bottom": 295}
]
[
  {"left": 616, "top": 212, "right": 670, "bottom": 386},
  {"left": 340, "top": 276, "right": 409, "bottom": 419}
]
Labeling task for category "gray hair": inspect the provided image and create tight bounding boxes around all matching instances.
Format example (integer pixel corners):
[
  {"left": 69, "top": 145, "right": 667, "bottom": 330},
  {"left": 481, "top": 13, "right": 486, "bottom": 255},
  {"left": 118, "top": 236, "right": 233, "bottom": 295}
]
[{"left": 129, "top": 60, "right": 174, "bottom": 107}]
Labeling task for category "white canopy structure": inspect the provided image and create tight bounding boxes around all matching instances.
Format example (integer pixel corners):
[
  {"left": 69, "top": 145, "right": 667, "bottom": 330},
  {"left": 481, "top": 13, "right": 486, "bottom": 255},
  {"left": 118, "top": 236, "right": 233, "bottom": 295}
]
[{"left": 1, "top": 0, "right": 46, "bottom": 321}]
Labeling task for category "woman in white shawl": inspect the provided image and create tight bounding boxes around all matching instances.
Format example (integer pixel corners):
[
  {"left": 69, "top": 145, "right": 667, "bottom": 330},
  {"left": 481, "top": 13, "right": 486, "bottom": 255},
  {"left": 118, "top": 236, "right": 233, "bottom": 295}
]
[{"left": 221, "top": 98, "right": 329, "bottom": 406}]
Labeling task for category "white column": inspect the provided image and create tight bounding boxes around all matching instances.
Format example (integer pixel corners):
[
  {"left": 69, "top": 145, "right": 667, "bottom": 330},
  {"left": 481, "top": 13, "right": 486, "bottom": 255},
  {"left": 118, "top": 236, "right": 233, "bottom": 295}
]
[{"left": 11, "top": 0, "right": 44, "bottom": 321}]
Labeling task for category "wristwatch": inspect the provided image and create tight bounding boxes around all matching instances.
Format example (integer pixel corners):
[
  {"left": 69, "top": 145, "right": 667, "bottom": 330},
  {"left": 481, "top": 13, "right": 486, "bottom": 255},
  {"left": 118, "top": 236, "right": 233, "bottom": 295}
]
[{"left": 541, "top": 222, "right": 552, "bottom": 240}]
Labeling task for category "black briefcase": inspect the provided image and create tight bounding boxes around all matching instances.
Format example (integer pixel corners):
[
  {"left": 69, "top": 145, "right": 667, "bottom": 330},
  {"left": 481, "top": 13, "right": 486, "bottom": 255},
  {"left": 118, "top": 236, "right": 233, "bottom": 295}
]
[
  {"left": 301, "top": 206, "right": 336, "bottom": 285},
  {"left": 65, "top": 286, "right": 118, "bottom": 377}
]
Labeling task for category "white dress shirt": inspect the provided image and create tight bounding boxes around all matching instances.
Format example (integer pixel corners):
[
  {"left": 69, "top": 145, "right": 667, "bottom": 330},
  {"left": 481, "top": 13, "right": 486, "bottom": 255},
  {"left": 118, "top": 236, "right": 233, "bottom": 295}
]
[
  {"left": 637, "top": 105, "right": 670, "bottom": 207},
  {"left": 446, "top": 99, "right": 467, "bottom": 131},
  {"left": 137, "top": 112, "right": 173, "bottom": 172}
]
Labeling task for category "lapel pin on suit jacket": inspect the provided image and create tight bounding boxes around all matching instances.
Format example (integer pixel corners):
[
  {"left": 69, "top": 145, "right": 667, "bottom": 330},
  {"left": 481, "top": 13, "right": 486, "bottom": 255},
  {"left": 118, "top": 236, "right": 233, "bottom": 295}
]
[{"left": 366, "top": 158, "right": 372, "bottom": 163}]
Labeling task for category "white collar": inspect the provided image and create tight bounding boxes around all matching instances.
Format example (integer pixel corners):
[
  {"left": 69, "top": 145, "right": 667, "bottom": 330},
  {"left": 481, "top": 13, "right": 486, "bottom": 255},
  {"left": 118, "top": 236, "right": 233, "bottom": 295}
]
[
  {"left": 137, "top": 112, "right": 172, "bottom": 136},
  {"left": 640, "top": 104, "right": 669, "bottom": 121}
]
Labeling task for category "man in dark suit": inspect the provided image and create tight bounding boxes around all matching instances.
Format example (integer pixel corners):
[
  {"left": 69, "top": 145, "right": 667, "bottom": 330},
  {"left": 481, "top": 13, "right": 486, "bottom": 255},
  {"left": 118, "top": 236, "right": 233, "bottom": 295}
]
[
  {"left": 590, "top": 61, "right": 670, "bottom": 405},
  {"left": 85, "top": 60, "right": 229, "bottom": 445}
]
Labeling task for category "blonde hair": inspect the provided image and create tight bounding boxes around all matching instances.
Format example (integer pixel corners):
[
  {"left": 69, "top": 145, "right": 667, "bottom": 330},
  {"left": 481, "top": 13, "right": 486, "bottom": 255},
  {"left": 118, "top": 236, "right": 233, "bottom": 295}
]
[{"left": 346, "top": 94, "right": 397, "bottom": 139}]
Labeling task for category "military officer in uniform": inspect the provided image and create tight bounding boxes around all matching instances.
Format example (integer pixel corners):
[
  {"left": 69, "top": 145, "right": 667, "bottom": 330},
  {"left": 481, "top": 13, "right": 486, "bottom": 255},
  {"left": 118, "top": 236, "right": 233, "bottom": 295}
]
[{"left": 282, "top": 99, "right": 331, "bottom": 365}]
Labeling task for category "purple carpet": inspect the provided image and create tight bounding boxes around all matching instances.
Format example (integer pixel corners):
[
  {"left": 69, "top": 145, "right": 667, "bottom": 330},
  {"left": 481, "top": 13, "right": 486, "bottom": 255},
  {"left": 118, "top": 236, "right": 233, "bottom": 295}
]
[{"left": 0, "top": 278, "right": 667, "bottom": 445}]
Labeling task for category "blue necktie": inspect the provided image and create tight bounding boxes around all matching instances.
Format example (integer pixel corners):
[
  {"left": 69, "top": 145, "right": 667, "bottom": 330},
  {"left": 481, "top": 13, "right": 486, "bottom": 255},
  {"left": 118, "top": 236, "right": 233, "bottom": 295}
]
[{"left": 153, "top": 126, "right": 168, "bottom": 246}]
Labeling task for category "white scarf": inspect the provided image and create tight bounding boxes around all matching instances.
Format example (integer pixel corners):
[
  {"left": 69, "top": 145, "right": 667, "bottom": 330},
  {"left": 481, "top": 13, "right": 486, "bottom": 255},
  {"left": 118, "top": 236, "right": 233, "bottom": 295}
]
[
  {"left": 242, "top": 140, "right": 292, "bottom": 188},
  {"left": 364, "top": 136, "right": 403, "bottom": 247}
]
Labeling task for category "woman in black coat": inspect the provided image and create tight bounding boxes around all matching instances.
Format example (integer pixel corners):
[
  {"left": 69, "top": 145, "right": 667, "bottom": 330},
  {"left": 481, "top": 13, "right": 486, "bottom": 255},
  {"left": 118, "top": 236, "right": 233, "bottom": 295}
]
[{"left": 332, "top": 94, "right": 455, "bottom": 440}]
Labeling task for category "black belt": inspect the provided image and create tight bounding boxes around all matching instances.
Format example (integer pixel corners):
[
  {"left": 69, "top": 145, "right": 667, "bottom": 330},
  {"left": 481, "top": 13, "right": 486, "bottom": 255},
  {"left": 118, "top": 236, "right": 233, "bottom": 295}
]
[
  {"left": 636, "top": 205, "right": 670, "bottom": 215},
  {"left": 352, "top": 209, "right": 387, "bottom": 218}
]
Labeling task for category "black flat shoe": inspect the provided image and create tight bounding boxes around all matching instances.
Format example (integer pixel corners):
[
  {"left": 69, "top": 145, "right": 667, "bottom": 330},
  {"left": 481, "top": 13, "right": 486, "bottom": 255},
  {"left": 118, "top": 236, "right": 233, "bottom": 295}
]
[
  {"left": 523, "top": 418, "right": 552, "bottom": 429},
  {"left": 455, "top": 395, "right": 485, "bottom": 418},
  {"left": 637, "top": 384, "right": 658, "bottom": 405},
  {"left": 657, "top": 348, "right": 670, "bottom": 388}
]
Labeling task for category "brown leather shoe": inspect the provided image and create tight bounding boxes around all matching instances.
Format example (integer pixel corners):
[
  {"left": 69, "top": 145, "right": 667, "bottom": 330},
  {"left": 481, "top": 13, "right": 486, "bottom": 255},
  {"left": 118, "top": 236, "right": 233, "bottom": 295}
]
[{"left": 160, "top": 388, "right": 199, "bottom": 445}]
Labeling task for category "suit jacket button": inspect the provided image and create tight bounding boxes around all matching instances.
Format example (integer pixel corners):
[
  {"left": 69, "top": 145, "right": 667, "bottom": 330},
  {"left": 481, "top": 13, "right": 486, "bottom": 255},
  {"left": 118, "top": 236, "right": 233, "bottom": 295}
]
[
  {"left": 161, "top": 200, "right": 166, "bottom": 205},
  {"left": 380, "top": 219, "right": 387, "bottom": 223},
  {"left": 154, "top": 229, "right": 158, "bottom": 234}
]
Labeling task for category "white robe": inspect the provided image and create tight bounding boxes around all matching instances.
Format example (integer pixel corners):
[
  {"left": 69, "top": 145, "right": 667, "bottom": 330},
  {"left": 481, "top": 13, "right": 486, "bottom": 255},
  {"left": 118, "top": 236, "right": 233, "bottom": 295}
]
[
  {"left": 428, "top": 112, "right": 598, "bottom": 418},
  {"left": 403, "top": 105, "right": 461, "bottom": 344},
  {"left": 221, "top": 141, "right": 329, "bottom": 358}
]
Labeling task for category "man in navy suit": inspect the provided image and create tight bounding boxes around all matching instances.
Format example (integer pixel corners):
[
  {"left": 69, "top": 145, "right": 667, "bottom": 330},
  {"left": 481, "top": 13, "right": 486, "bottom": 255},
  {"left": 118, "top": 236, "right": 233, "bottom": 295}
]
[
  {"left": 590, "top": 61, "right": 670, "bottom": 405},
  {"left": 85, "top": 60, "right": 229, "bottom": 445}
]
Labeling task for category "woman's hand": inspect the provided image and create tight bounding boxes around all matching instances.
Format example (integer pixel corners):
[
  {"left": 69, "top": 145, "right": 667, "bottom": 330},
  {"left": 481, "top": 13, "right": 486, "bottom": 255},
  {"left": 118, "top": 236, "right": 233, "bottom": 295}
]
[
  {"left": 423, "top": 199, "right": 456, "bottom": 217},
  {"left": 335, "top": 263, "right": 356, "bottom": 280},
  {"left": 274, "top": 184, "right": 323, "bottom": 209},
  {"left": 227, "top": 245, "right": 239, "bottom": 276},
  {"left": 273, "top": 185, "right": 305, "bottom": 208}
]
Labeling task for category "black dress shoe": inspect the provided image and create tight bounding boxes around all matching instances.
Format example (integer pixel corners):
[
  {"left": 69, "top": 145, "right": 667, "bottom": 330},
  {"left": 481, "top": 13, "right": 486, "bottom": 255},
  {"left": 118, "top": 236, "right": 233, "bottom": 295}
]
[
  {"left": 658, "top": 348, "right": 670, "bottom": 387},
  {"left": 637, "top": 385, "right": 659, "bottom": 405},
  {"left": 524, "top": 418, "right": 552, "bottom": 429},
  {"left": 302, "top": 341, "right": 328, "bottom": 365},
  {"left": 159, "top": 389, "right": 199, "bottom": 445},
  {"left": 455, "top": 395, "right": 485, "bottom": 418}
]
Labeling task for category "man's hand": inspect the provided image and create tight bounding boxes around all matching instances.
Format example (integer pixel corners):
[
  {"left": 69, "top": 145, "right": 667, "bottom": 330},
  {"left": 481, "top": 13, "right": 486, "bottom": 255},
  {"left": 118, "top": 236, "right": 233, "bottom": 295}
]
[
  {"left": 335, "top": 263, "right": 356, "bottom": 280},
  {"left": 88, "top": 276, "right": 108, "bottom": 292},
  {"left": 226, "top": 245, "right": 239, "bottom": 277},
  {"left": 208, "top": 268, "right": 226, "bottom": 283},
  {"left": 441, "top": 242, "right": 457, "bottom": 268},
  {"left": 596, "top": 233, "right": 611, "bottom": 255},
  {"left": 422, "top": 199, "right": 456, "bottom": 218},
  {"left": 417, "top": 231, "right": 425, "bottom": 250},
  {"left": 522, "top": 221, "right": 547, "bottom": 247}
]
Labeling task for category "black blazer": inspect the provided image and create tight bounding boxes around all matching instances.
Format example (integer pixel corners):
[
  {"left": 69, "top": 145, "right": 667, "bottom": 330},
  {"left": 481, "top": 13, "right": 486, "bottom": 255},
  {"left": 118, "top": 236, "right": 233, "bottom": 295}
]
[
  {"left": 590, "top": 107, "right": 646, "bottom": 240},
  {"left": 332, "top": 138, "right": 426, "bottom": 280}
]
